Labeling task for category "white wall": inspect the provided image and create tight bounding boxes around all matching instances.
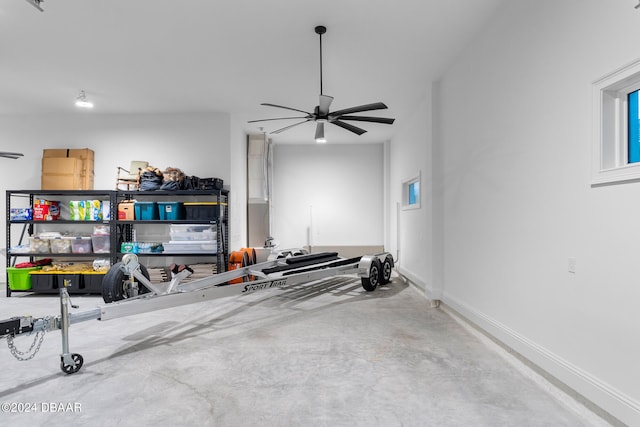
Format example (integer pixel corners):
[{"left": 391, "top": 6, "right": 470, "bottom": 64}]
[
  {"left": 271, "top": 143, "right": 384, "bottom": 250},
  {"left": 229, "top": 114, "right": 248, "bottom": 251},
  {"left": 428, "top": 1, "right": 640, "bottom": 424},
  {"left": 0, "top": 112, "right": 236, "bottom": 273},
  {"left": 387, "top": 88, "right": 442, "bottom": 299},
  {"left": 0, "top": 112, "right": 230, "bottom": 188}
]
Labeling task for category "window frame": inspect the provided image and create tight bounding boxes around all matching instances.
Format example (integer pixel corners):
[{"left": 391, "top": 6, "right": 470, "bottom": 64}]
[
  {"left": 592, "top": 57, "right": 640, "bottom": 185},
  {"left": 401, "top": 171, "right": 421, "bottom": 211}
]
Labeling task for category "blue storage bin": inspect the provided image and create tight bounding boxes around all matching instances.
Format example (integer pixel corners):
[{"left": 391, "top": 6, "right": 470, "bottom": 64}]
[
  {"left": 157, "top": 202, "right": 185, "bottom": 220},
  {"left": 134, "top": 202, "right": 158, "bottom": 220}
]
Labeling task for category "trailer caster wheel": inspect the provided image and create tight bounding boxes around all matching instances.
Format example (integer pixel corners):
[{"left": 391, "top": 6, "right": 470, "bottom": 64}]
[
  {"left": 361, "top": 258, "right": 382, "bottom": 292},
  {"left": 381, "top": 255, "right": 394, "bottom": 285},
  {"left": 60, "top": 353, "right": 84, "bottom": 374}
]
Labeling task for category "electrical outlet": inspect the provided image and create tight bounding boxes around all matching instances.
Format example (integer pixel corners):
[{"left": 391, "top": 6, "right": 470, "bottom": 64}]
[{"left": 568, "top": 257, "right": 577, "bottom": 274}]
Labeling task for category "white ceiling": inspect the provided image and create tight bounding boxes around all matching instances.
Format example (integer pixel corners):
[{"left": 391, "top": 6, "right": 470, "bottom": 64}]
[{"left": 0, "top": 0, "right": 505, "bottom": 144}]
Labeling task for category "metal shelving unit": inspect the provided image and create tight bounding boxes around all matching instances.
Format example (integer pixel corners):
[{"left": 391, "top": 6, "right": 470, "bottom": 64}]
[
  {"left": 113, "top": 189, "right": 229, "bottom": 274},
  {"left": 5, "top": 189, "right": 230, "bottom": 297},
  {"left": 5, "top": 190, "right": 116, "bottom": 297}
]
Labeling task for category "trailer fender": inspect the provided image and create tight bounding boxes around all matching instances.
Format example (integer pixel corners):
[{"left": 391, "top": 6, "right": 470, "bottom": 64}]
[
  {"left": 358, "top": 255, "right": 383, "bottom": 292},
  {"left": 357, "top": 255, "right": 377, "bottom": 278}
]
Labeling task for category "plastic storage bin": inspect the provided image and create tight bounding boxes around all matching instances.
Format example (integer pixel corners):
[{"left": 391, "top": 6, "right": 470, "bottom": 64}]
[
  {"left": 169, "top": 224, "right": 216, "bottom": 241},
  {"left": 29, "top": 272, "right": 57, "bottom": 292},
  {"left": 163, "top": 240, "right": 217, "bottom": 253},
  {"left": 134, "top": 202, "right": 158, "bottom": 220},
  {"left": 84, "top": 273, "right": 105, "bottom": 293},
  {"left": 71, "top": 236, "right": 92, "bottom": 254},
  {"left": 170, "top": 230, "right": 217, "bottom": 241},
  {"left": 29, "top": 237, "right": 50, "bottom": 253},
  {"left": 169, "top": 224, "right": 214, "bottom": 233},
  {"left": 50, "top": 237, "right": 73, "bottom": 254},
  {"left": 158, "top": 202, "right": 185, "bottom": 220},
  {"left": 183, "top": 202, "right": 224, "bottom": 220},
  {"left": 91, "top": 234, "right": 111, "bottom": 253},
  {"left": 7, "top": 266, "right": 41, "bottom": 290},
  {"left": 33, "top": 273, "right": 83, "bottom": 293}
]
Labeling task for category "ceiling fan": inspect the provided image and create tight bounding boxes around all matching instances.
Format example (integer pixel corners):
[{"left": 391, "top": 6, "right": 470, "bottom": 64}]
[
  {"left": 249, "top": 25, "right": 395, "bottom": 141},
  {"left": 0, "top": 152, "right": 24, "bottom": 159}
]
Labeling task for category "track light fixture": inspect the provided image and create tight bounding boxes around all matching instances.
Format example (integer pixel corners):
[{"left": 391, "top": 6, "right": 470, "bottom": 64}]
[
  {"left": 75, "top": 90, "right": 94, "bottom": 109},
  {"left": 24, "top": 0, "right": 44, "bottom": 12}
]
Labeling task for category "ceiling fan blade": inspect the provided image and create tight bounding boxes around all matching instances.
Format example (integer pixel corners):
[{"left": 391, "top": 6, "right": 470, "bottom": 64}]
[
  {"left": 248, "top": 116, "right": 308, "bottom": 123},
  {"left": 0, "top": 151, "right": 24, "bottom": 159},
  {"left": 271, "top": 119, "right": 311, "bottom": 134},
  {"left": 329, "top": 102, "right": 388, "bottom": 117},
  {"left": 336, "top": 115, "right": 395, "bottom": 124},
  {"left": 330, "top": 120, "right": 367, "bottom": 136},
  {"left": 261, "top": 103, "right": 311, "bottom": 115},
  {"left": 318, "top": 95, "right": 333, "bottom": 116}
]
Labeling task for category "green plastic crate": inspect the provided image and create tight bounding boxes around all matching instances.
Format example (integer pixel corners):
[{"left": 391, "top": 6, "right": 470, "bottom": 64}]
[{"left": 7, "top": 266, "right": 42, "bottom": 290}]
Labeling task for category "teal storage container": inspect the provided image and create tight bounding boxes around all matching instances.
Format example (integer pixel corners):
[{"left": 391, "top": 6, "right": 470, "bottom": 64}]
[
  {"left": 134, "top": 202, "right": 158, "bottom": 220},
  {"left": 157, "top": 202, "right": 185, "bottom": 220}
]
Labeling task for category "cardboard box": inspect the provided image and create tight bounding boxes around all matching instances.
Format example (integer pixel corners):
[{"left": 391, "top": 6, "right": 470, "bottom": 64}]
[
  {"left": 118, "top": 202, "right": 135, "bottom": 220},
  {"left": 41, "top": 157, "right": 84, "bottom": 190},
  {"left": 41, "top": 148, "right": 95, "bottom": 190}
]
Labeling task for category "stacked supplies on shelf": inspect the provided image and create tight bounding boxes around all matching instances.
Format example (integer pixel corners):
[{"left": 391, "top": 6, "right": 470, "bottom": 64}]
[
  {"left": 69, "top": 199, "right": 110, "bottom": 221},
  {"left": 162, "top": 224, "right": 217, "bottom": 254},
  {"left": 23, "top": 225, "right": 110, "bottom": 255}
]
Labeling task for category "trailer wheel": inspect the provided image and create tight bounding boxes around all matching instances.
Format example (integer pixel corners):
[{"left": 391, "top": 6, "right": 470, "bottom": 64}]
[
  {"left": 102, "top": 262, "right": 151, "bottom": 303},
  {"left": 60, "top": 353, "right": 83, "bottom": 374},
  {"left": 381, "top": 255, "right": 394, "bottom": 285},
  {"left": 361, "top": 258, "right": 382, "bottom": 292}
]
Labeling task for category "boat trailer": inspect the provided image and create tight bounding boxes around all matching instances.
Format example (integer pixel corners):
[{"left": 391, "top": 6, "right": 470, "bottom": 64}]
[{"left": 1, "top": 251, "right": 394, "bottom": 374}]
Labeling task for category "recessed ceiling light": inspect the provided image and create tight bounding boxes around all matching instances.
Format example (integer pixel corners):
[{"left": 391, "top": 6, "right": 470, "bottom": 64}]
[{"left": 75, "top": 90, "right": 94, "bottom": 109}]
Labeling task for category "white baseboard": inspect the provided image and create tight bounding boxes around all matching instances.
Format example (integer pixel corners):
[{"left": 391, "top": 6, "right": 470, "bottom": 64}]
[
  {"left": 395, "top": 264, "right": 442, "bottom": 301},
  {"left": 443, "top": 293, "right": 639, "bottom": 427}
]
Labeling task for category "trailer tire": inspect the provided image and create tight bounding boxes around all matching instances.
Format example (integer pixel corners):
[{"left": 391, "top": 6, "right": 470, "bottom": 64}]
[
  {"left": 60, "top": 353, "right": 83, "bottom": 374},
  {"left": 381, "top": 255, "right": 394, "bottom": 285},
  {"left": 361, "top": 258, "right": 382, "bottom": 292},
  {"left": 102, "top": 262, "right": 151, "bottom": 303}
]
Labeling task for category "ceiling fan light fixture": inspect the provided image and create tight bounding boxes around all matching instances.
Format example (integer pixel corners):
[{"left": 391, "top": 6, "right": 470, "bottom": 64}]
[
  {"left": 315, "top": 122, "right": 327, "bottom": 143},
  {"left": 75, "top": 90, "right": 94, "bottom": 109},
  {"left": 249, "top": 25, "right": 395, "bottom": 141},
  {"left": 24, "top": 0, "right": 44, "bottom": 12}
]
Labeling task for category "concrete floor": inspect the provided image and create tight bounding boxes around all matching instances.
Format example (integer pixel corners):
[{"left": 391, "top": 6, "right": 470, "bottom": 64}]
[{"left": 0, "top": 276, "right": 611, "bottom": 426}]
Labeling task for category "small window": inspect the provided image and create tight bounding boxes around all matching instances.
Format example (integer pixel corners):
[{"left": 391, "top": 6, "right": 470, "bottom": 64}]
[
  {"left": 402, "top": 172, "right": 421, "bottom": 210},
  {"left": 409, "top": 181, "right": 419, "bottom": 205},
  {"left": 629, "top": 89, "right": 640, "bottom": 163},
  {"left": 592, "top": 57, "right": 640, "bottom": 185}
]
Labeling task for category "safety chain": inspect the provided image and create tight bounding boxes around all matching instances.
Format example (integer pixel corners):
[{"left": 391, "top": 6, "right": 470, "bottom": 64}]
[{"left": 4, "top": 317, "right": 49, "bottom": 361}]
